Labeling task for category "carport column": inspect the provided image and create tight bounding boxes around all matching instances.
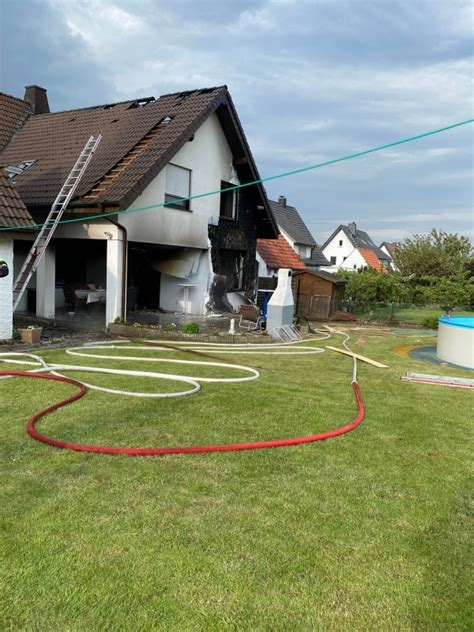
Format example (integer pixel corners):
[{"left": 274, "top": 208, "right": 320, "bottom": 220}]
[
  {"left": 36, "top": 245, "right": 55, "bottom": 319},
  {"left": 0, "top": 237, "right": 14, "bottom": 340},
  {"left": 106, "top": 237, "right": 124, "bottom": 325}
]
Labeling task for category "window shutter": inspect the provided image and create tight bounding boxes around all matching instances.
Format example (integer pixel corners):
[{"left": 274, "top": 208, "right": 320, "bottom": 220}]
[{"left": 166, "top": 164, "right": 190, "bottom": 197}]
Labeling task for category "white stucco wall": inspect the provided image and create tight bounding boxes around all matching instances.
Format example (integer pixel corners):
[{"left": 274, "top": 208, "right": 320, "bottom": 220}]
[
  {"left": 0, "top": 237, "right": 13, "bottom": 339},
  {"left": 321, "top": 229, "right": 355, "bottom": 269},
  {"left": 120, "top": 113, "right": 235, "bottom": 248}
]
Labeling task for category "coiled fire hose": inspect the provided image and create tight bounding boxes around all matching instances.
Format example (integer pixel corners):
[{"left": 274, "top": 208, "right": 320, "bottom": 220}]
[{"left": 0, "top": 330, "right": 364, "bottom": 456}]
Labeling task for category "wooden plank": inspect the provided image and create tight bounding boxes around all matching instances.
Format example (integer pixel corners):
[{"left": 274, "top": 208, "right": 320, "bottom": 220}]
[{"left": 326, "top": 346, "right": 389, "bottom": 368}]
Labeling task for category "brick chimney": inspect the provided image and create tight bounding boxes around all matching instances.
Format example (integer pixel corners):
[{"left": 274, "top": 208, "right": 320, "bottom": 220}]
[
  {"left": 348, "top": 222, "right": 357, "bottom": 236},
  {"left": 24, "top": 85, "right": 50, "bottom": 114},
  {"left": 278, "top": 195, "right": 287, "bottom": 207}
]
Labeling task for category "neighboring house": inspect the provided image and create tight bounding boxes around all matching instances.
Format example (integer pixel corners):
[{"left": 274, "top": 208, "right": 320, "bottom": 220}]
[
  {"left": 256, "top": 235, "right": 307, "bottom": 278},
  {"left": 321, "top": 222, "right": 391, "bottom": 272},
  {"left": 0, "top": 85, "right": 278, "bottom": 325},
  {"left": 0, "top": 169, "right": 34, "bottom": 339},
  {"left": 379, "top": 242, "right": 400, "bottom": 270},
  {"left": 268, "top": 195, "right": 329, "bottom": 269}
]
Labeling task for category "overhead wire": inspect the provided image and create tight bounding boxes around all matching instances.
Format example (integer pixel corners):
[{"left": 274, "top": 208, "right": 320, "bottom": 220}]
[{"left": 0, "top": 117, "right": 472, "bottom": 233}]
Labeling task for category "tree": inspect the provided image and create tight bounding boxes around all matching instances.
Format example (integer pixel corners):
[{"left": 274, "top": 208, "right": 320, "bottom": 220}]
[
  {"left": 393, "top": 229, "right": 473, "bottom": 308},
  {"left": 393, "top": 229, "right": 472, "bottom": 279}
]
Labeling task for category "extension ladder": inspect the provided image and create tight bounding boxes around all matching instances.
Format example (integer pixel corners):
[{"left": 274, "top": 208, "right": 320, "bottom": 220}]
[{"left": 13, "top": 135, "right": 102, "bottom": 311}]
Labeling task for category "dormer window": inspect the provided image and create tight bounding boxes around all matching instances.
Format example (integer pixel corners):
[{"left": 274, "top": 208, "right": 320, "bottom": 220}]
[{"left": 165, "top": 164, "right": 191, "bottom": 210}]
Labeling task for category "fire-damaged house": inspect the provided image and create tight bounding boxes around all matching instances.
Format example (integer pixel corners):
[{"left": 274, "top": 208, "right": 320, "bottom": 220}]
[{"left": 0, "top": 85, "right": 278, "bottom": 327}]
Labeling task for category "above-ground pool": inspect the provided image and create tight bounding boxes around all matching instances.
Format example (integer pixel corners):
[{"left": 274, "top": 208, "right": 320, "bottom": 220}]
[{"left": 437, "top": 316, "right": 474, "bottom": 369}]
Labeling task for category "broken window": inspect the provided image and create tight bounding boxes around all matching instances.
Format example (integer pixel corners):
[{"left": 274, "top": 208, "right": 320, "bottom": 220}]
[
  {"left": 219, "top": 181, "right": 237, "bottom": 219},
  {"left": 165, "top": 163, "right": 191, "bottom": 210},
  {"left": 219, "top": 250, "right": 245, "bottom": 291}
]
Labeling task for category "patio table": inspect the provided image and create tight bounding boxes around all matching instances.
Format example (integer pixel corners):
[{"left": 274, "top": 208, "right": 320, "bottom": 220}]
[{"left": 74, "top": 289, "right": 106, "bottom": 304}]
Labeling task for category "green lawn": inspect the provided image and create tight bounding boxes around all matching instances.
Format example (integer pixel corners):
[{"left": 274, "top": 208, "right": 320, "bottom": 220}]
[
  {"left": 351, "top": 304, "right": 472, "bottom": 325},
  {"left": 1, "top": 330, "right": 472, "bottom": 630}
]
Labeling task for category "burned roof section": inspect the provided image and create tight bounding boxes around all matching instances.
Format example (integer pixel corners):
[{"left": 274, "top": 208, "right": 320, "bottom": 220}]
[{"left": 0, "top": 85, "right": 278, "bottom": 238}]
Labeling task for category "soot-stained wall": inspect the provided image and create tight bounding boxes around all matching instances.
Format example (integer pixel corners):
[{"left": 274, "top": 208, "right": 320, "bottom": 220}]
[{"left": 208, "top": 189, "right": 258, "bottom": 300}]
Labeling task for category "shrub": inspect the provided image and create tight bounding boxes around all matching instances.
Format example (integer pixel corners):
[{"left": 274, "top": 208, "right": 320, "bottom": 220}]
[
  {"left": 164, "top": 323, "right": 176, "bottom": 332},
  {"left": 421, "top": 316, "right": 439, "bottom": 330},
  {"left": 182, "top": 322, "right": 200, "bottom": 334}
]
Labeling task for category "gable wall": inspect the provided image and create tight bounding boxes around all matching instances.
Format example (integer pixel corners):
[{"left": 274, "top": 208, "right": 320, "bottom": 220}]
[
  {"left": 322, "top": 229, "right": 355, "bottom": 268},
  {"left": 120, "top": 112, "right": 234, "bottom": 247}
]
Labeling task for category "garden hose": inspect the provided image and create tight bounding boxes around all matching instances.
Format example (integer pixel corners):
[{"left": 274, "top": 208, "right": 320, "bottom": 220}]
[{"left": 0, "top": 330, "right": 364, "bottom": 456}]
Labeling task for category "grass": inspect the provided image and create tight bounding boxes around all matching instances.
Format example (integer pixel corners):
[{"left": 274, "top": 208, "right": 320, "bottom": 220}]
[
  {"left": 351, "top": 304, "right": 472, "bottom": 325},
  {"left": 1, "top": 329, "right": 473, "bottom": 630}
]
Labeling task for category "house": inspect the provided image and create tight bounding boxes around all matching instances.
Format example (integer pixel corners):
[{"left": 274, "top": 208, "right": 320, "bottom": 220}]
[
  {"left": 267, "top": 195, "right": 329, "bottom": 269},
  {"left": 292, "top": 269, "right": 346, "bottom": 321},
  {"left": 321, "top": 222, "right": 391, "bottom": 272},
  {"left": 257, "top": 235, "right": 307, "bottom": 277},
  {"left": 379, "top": 242, "right": 399, "bottom": 270},
  {"left": 0, "top": 169, "right": 34, "bottom": 339},
  {"left": 0, "top": 85, "right": 278, "bottom": 327}
]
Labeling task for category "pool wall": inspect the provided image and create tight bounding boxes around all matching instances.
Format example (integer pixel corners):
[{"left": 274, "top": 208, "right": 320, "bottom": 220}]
[{"left": 437, "top": 316, "right": 474, "bottom": 369}]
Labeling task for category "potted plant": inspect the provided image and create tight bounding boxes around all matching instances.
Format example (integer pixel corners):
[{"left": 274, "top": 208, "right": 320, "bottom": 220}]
[{"left": 17, "top": 325, "right": 43, "bottom": 344}]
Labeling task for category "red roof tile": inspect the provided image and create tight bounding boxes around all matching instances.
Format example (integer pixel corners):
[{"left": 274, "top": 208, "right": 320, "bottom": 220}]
[
  {"left": 358, "top": 248, "right": 382, "bottom": 271},
  {"left": 257, "top": 236, "right": 307, "bottom": 270}
]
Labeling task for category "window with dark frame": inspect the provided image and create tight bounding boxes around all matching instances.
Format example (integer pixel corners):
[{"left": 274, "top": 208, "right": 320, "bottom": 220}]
[
  {"left": 219, "top": 181, "right": 237, "bottom": 219},
  {"left": 330, "top": 256, "right": 337, "bottom": 265},
  {"left": 165, "top": 164, "right": 191, "bottom": 210},
  {"left": 338, "top": 239, "right": 343, "bottom": 246}
]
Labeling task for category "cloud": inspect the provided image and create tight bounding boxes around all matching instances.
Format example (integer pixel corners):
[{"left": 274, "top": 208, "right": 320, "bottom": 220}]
[{"left": 2, "top": 0, "right": 472, "bottom": 244}]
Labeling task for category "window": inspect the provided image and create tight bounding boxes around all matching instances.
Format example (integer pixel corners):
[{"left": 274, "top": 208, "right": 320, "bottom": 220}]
[
  {"left": 219, "top": 181, "right": 237, "bottom": 219},
  {"left": 338, "top": 239, "right": 343, "bottom": 247},
  {"left": 353, "top": 264, "right": 357, "bottom": 269},
  {"left": 165, "top": 164, "right": 191, "bottom": 210},
  {"left": 330, "top": 256, "right": 336, "bottom": 265}
]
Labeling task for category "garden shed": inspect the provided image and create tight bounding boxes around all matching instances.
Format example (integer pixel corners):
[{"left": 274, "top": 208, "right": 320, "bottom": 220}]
[{"left": 292, "top": 270, "right": 346, "bottom": 320}]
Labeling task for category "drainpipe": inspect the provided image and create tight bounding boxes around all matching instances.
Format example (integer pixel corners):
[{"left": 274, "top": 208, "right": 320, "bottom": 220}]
[{"left": 104, "top": 212, "right": 127, "bottom": 321}]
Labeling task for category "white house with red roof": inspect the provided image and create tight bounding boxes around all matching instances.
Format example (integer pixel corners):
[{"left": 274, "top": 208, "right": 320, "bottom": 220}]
[{"left": 321, "top": 222, "right": 391, "bottom": 272}]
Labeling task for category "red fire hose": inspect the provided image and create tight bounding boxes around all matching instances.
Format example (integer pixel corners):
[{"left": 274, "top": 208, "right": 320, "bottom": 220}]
[{"left": 1, "top": 370, "right": 365, "bottom": 456}]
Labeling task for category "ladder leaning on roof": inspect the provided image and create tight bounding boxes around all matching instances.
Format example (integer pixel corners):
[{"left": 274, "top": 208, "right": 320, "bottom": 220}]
[{"left": 13, "top": 135, "right": 102, "bottom": 312}]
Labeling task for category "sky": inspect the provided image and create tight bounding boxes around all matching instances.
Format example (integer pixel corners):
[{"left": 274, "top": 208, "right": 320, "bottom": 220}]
[{"left": 1, "top": 0, "right": 473, "bottom": 245}]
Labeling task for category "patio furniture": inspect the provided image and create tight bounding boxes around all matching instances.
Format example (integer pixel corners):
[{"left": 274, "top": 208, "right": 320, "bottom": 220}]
[
  {"left": 63, "top": 284, "right": 88, "bottom": 312},
  {"left": 238, "top": 304, "right": 263, "bottom": 331},
  {"left": 74, "top": 288, "right": 106, "bottom": 304}
]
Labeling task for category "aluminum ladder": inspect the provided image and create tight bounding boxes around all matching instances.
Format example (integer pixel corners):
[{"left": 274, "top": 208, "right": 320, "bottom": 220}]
[{"left": 13, "top": 135, "right": 102, "bottom": 311}]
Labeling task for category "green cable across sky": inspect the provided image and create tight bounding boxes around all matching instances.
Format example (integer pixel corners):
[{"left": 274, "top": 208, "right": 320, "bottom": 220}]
[{"left": 1, "top": 117, "right": 472, "bottom": 233}]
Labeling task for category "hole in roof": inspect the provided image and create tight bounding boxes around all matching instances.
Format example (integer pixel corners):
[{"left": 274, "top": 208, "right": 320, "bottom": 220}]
[
  {"left": 69, "top": 117, "right": 76, "bottom": 122},
  {"left": 128, "top": 97, "right": 155, "bottom": 109},
  {"left": 110, "top": 119, "right": 118, "bottom": 123},
  {"left": 158, "top": 116, "right": 173, "bottom": 126},
  {"left": 103, "top": 104, "right": 116, "bottom": 110}
]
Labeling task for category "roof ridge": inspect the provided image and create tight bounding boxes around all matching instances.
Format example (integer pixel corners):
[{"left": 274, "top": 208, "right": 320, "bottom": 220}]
[
  {"left": 0, "top": 91, "right": 30, "bottom": 106},
  {"left": 158, "top": 85, "right": 227, "bottom": 99}
]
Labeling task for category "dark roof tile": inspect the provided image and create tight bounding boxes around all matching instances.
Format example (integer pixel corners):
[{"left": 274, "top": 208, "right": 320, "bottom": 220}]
[{"left": 0, "top": 169, "right": 34, "bottom": 228}]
